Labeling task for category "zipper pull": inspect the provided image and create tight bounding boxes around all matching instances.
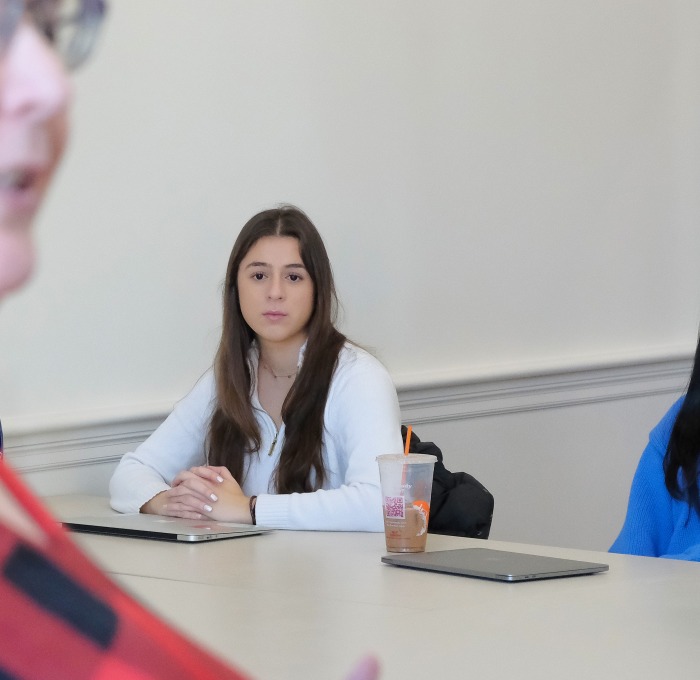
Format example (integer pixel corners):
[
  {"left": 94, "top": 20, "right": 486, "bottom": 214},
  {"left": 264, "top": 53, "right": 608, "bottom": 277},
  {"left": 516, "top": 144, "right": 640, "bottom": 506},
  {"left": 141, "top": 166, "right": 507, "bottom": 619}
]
[{"left": 267, "top": 429, "right": 279, "bottom": 456}]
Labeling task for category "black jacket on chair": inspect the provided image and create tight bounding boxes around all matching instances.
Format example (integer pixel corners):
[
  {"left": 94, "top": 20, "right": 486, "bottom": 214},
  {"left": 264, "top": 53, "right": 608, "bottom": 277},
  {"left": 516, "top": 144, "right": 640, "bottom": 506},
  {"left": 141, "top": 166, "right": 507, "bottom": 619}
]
[{"left": 401, "top": 426, "right": 494, "bottom": 539}]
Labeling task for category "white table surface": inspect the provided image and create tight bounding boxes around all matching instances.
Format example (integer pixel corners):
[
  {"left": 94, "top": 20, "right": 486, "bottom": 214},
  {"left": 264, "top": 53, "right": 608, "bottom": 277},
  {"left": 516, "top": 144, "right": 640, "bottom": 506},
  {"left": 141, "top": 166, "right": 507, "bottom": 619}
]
[{"left": 46, "top": 495, "right": 700, "bottom": 680}]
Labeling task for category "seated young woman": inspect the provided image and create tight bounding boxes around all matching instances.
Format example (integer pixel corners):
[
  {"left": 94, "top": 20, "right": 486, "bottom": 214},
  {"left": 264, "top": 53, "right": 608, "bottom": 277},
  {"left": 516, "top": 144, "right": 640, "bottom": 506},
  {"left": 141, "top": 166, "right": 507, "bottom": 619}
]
[
  {"left": 610, "top": 331, "right": 700, "bottom": 561},
  {"left": 109, "top": 205, "right": 403, "bottom": 531}
]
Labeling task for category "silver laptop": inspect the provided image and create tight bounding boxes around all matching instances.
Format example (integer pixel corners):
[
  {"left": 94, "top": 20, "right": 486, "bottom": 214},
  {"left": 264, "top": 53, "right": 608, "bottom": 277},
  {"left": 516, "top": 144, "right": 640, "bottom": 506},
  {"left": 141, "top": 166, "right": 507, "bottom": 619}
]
[
  {"left": 62, "top": 513, "right": 273, "bottom": 543},
  {"left": 381, "top": 547, "right": 608, "bottom": 582}
]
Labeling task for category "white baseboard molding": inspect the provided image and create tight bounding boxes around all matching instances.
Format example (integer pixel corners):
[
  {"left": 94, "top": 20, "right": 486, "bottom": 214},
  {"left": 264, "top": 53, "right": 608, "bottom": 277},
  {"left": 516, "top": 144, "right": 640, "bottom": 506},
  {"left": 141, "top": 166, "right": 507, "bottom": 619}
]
[
  {"left": 398, "top": 354, "right": 691, "bottom": 425},
  {"left": 6, "top": 414, "right": 167, "bottom": 475},
  {"left": 4, "top": 354, "right": 692, "bottom": 477}
]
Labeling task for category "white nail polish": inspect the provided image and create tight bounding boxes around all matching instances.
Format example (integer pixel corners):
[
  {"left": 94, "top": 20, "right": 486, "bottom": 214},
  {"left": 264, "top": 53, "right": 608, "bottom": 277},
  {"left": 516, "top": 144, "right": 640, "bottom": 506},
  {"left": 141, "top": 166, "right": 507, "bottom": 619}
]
[
  {"left": 210, "top": 493, "right": 218, "bottom": 502},
  {"left": 217, "top": 475, "right": 224, "bottom": 483},
  {"left": 204, "top": 504, "right": 212, "bottom": 512}
]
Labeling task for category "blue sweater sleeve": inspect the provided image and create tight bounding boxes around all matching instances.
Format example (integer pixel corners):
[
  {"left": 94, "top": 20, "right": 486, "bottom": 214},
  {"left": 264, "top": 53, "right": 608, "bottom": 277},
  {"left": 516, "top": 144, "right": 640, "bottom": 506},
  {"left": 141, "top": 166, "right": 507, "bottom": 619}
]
[{"left": 610, "top": 398, "right": 689, "bottom": 558}]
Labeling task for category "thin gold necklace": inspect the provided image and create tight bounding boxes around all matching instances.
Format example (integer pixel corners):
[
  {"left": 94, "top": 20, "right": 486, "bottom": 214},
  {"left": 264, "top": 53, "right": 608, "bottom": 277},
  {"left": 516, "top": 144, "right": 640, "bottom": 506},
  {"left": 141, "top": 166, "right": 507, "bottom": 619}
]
[{"left": 260, "top": 359, "right": 297, "bottom": 380}]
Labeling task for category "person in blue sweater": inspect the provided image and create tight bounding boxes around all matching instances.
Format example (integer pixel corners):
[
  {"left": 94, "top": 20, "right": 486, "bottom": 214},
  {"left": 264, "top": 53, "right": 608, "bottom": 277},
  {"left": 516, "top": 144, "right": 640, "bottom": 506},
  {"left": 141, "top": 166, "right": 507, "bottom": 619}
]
[{"left": 611, "top": 333, "right": 700, "bottom": 561}]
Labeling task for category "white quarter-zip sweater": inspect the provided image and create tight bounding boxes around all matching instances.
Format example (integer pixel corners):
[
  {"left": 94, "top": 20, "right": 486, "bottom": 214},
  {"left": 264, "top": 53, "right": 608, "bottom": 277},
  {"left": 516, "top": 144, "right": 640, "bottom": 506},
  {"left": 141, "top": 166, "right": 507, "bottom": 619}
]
[{"left": 109, "top": 343, "right": 403, "bottom": 531}]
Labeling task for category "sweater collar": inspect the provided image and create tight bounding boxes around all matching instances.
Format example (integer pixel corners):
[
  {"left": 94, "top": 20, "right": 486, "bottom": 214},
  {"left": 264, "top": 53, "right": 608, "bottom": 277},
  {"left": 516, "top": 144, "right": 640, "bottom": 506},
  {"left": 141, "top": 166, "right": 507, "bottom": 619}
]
[{"left": 251, "top": 339, "right": 307, "bottom": 372}]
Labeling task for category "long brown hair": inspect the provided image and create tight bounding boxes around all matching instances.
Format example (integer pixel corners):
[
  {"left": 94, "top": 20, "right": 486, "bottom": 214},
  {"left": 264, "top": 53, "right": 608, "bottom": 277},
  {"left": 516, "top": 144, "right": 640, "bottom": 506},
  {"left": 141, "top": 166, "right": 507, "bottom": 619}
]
[
  {"left": 208, "top": 205, "right": 346, "bottom": 492},
  {"left": 664, "top": 328, "right": 700, "bottom": 520}
]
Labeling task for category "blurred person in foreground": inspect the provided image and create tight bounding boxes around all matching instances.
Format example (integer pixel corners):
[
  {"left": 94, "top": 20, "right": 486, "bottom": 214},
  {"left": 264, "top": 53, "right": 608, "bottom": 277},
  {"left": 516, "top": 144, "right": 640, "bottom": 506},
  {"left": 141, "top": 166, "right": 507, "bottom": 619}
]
[{"left": 0, "top": 3, "right": 378, "bottom": 679}]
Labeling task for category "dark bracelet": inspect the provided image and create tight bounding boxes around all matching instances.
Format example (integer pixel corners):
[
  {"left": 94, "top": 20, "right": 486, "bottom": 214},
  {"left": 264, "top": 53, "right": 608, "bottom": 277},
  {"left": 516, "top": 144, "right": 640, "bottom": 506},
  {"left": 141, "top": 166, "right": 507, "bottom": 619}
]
[{"left": 249, "top": 495, "right": 258, "bottom": 525}]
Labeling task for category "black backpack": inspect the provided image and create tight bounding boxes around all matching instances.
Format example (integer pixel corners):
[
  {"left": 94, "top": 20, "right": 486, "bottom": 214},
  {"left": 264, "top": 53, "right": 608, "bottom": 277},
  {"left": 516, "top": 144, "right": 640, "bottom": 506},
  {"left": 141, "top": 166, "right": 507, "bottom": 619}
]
[{"left": 401, "top": 426, "right": 494, "bottom": 539}]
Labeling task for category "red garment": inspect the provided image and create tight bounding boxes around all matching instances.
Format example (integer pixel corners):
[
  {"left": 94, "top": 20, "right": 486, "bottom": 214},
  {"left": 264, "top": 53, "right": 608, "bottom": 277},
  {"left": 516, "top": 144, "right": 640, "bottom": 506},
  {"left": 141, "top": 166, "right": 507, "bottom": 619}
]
[{"left": 0, "top": 458, "right": 251, "bottom": 680}]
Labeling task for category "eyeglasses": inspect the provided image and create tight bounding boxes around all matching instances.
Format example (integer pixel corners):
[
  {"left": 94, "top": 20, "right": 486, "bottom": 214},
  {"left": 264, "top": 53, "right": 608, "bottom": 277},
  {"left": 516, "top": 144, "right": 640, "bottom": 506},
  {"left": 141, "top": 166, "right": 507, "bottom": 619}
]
[{"left": 0, "top": 0, "right": 108, "bottom": 71}]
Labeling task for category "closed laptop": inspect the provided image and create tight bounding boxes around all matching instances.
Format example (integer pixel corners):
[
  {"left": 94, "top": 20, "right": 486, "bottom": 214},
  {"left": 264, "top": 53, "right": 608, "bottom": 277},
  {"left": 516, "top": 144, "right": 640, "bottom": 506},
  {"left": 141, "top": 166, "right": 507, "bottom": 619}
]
[
  {"left": 381, "top": 547, "right": 608, "bottom": 581},
  {"left": 62, "top": 513, "right": 273, "bottom": 543}
]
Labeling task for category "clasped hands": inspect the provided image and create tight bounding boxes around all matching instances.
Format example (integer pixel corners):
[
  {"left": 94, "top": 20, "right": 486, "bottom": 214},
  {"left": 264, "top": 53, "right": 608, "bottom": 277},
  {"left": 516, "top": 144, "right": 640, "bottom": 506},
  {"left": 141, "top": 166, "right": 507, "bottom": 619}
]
[{"left": 141, "top": 466, "right": 252, "bottom": 524}]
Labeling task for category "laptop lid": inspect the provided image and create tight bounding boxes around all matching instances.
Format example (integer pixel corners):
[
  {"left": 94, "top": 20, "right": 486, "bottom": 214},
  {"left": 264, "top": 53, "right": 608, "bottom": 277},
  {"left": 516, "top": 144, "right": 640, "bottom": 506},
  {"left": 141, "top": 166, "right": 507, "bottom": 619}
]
[
  {"left": 62, "top": 513, "right": 273, "bottom": 543},
  {"left": 381, "top": 547, "right": 608, "bottom": 582}
]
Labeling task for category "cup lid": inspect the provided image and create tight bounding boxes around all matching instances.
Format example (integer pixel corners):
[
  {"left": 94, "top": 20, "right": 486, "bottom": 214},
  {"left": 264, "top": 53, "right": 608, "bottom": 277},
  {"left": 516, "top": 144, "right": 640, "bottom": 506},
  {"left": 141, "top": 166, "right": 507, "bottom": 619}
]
[{"left": 376, "top": 453, "right": 437, "bottom": 464}]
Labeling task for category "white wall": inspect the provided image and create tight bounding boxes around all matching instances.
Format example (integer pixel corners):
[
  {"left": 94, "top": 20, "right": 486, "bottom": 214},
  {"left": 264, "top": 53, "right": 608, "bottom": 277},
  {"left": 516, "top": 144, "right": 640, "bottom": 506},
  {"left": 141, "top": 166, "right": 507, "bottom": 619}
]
[
  {"left": 1, "top": 1, "right": 699, "bottom": 429},
  {"left": 1, "top": 2, "right": 700, "bottom": 549}
]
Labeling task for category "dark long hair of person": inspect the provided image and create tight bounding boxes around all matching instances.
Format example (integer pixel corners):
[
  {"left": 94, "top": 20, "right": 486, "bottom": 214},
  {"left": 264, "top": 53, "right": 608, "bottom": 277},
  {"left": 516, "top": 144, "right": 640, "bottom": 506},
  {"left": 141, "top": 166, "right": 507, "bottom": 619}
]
[
  {"left": 207, "top": 205, "right": 346, "bottom": 493},
  {"left": 664, "top": 331, "right": 700, "bottom": 518}
]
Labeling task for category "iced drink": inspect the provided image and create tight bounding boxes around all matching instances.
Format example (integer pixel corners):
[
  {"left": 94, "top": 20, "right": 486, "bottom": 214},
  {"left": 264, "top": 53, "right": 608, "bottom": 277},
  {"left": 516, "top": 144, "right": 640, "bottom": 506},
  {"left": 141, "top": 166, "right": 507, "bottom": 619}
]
[{"left": 377, "top": 453, "right": 436, "bottom": 553}]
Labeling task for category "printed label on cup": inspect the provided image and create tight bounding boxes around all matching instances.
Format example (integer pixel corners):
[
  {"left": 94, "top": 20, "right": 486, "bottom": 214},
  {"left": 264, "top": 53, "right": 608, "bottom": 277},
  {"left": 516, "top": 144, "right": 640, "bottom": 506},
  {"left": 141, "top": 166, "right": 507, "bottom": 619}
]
[{"left": 384, "top": 496, "right": 405, "bottom": 519}]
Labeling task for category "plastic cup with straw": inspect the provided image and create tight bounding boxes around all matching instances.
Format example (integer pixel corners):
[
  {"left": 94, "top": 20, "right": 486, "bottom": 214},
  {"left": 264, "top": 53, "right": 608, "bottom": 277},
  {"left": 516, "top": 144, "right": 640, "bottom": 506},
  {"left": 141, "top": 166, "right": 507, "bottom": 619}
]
[{"left": 377, "top": 425, "right": 437, "bottom": 552}]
